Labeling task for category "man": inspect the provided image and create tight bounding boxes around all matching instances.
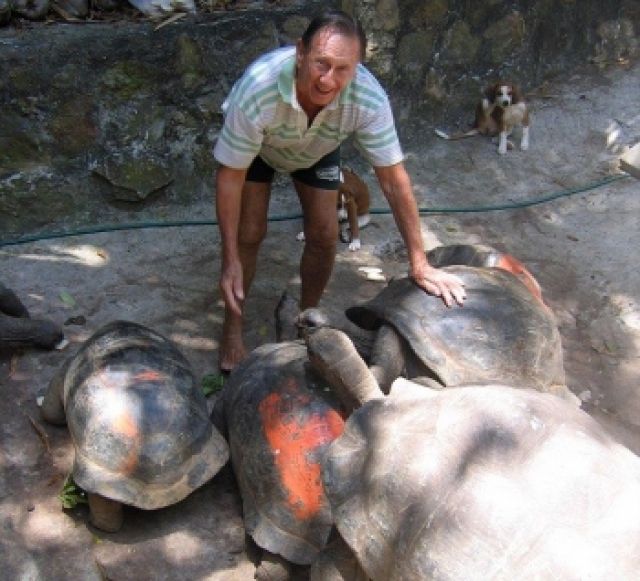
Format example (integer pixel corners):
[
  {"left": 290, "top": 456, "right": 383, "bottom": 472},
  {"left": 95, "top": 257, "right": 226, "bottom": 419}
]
[{"left": 214, "top": 9, "right": 465, "bottom": 373}]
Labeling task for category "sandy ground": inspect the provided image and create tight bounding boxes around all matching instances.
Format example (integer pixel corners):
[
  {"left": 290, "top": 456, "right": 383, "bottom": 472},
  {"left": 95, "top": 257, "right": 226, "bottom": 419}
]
[{"left": 1, "top": 60, "right": 639, "bottom": 579}]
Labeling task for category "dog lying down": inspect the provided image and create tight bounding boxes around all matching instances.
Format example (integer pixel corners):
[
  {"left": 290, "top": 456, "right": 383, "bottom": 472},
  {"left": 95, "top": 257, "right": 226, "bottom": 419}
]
[
  {"left": 297, "top": 167, "right": 371, "bottom": 251},
  {"left": 435, "top": 82, "right": 530, "bottom": 155}
]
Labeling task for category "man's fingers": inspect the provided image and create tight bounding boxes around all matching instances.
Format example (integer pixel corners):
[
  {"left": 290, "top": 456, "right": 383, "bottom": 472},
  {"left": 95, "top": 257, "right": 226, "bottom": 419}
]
[
  {"left": 233, "top": 282, "right": 245, "bottom": 304},
  {"left": 451, "top": 286, "right": 466, "bottom": 306},
  {"left": 419, "top": 279, "right": 441, "bottom": 297},
  {"left": 414, "top": 272, "right": 466, "bottom": 308},
  {"left": 224, "top": 291, "right": 243, "bottom": 316},
  {"left": 220, "top": 277, "right": 244, "bottom": 316}
]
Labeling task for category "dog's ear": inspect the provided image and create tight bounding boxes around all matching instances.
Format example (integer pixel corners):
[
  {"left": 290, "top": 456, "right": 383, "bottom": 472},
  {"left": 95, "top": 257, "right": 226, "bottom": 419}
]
[
  {"left": 511, "top": 85, "right": 524, "bottom": 104},
  {"left": 484, "top": 83, "right": 498, "bottom": 103}
]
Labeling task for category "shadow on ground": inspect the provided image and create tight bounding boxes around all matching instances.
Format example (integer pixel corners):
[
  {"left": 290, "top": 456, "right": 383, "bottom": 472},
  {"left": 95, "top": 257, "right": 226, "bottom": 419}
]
[{"left": 1, "top": 60, "right": 639, "bottom": 579}]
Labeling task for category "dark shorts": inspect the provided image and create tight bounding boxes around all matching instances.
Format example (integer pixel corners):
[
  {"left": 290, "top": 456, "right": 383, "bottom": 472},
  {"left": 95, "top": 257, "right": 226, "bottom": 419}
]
[{"left": 246, "top": 148, "right": 341, "bottom": 190}]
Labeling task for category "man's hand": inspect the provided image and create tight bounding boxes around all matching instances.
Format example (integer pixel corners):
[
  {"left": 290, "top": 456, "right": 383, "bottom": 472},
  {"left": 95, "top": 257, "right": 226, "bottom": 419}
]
[
  {"left": 216, "top": 165, "right": 249, "bottom": 318},
  {"left": 219, "top": 259, "right": 245, "bottom": 316},
  {"left": 411, "top": 265, "right": 466, "bottom": 308},
  {"left": 373, "top": 163, "right": 466, "bottom": 308}
]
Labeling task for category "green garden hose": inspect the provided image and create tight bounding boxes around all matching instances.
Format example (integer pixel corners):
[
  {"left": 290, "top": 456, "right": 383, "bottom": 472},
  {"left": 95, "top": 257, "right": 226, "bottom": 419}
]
[{"left": 0, "top": 174, "right": 631, "bottom": 248}]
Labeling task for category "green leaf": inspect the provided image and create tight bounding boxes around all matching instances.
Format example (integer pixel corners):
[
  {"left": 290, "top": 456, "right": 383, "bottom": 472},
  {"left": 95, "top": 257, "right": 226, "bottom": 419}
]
[
  {"left": 59, "top": 291, "right": 77, "bottom": 308},
  {"left": 201, "top": 373, "right": 225, "bottom": 396},
  {"left": 59, "top": 474, "right": 88, "bottom": 509},
  {"left": 202, "top": 373, "right": 225, "bottom": 397}
]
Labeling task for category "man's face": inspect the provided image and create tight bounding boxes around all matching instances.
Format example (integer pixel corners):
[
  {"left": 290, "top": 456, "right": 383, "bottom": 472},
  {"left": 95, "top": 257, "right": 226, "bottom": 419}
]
[{"left": 295, "top": 28, "right": 360, "bottom": 114}]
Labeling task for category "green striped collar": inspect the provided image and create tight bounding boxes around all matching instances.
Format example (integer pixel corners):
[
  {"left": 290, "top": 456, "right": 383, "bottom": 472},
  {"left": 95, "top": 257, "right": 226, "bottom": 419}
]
[{"left": 277, "top": 54, "right": 296, "bottom": 105}]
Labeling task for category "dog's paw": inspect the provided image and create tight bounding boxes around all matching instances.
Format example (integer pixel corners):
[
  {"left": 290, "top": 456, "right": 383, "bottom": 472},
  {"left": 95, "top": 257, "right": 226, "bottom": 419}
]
[
  {"left": 498, "top": 145, "right": 507, "bottom": 155},
  {"left": 296, "top": 231, "right": 305, "bottom": 242},
  {"left": 348, "top": 238, "right": 361, "bottom": 252},
  {"left": 521, "top": 138, "right": 529, "bottom": 151}
]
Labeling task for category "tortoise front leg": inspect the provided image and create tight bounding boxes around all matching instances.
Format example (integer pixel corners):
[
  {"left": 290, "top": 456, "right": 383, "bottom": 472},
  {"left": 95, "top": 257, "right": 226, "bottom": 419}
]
[
  {"left": 310, "top": 533, "right": 368, "bottom": 581},
  {"left": 0, "top": 312, "right": 64, "bottom": 349},
  {"left": 0, "top": 283, "right": 30, "bottom": 318},
  {"left": 255, "top": 550, "right": 292, "bottom": 581},
  {"left": 88, "top": 493, "right": 124, "bottom": 533},
  {"left": 41, "top": 358, "right": 70, "bottom": 425}
]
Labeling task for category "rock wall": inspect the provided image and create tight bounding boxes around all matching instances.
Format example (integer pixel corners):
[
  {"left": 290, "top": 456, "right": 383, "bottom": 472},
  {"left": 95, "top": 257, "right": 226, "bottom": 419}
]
[
  {"left": 349, "top": 0, "right": 639, "bottom": 122},
  {"left": 0, "top": 5, "right": 321, "bottom": 237},
  {"left": 0, "top": 0, "right": 637, "bottom": 238}
]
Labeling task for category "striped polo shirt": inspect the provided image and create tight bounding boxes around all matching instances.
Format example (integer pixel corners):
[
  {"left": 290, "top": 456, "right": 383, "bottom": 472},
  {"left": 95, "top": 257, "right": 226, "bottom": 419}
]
[{"left": 213, "top": 46, "right": 404, "bottom": 173}]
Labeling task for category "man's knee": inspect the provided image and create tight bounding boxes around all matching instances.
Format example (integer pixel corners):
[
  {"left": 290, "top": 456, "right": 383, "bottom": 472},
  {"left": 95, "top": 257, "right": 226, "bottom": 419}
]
[
  {"left": 303, "top": 221, "right": 339, "bottom": 251},
  {"left": 238, "top": 220, "right": 268, "bottom": 247}
]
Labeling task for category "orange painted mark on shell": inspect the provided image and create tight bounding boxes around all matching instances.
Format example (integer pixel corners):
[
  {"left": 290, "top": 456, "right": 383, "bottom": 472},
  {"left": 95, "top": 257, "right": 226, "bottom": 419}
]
[
  {"left": 132, "top": 370, "right": 165, "bottom": 382},
  {"left": 496, "top": 254, "right": 544, "bottom": 303},
  {"left": 112, "top": 411, "right": 140, "bottom": 474},
  {"left": 259, "top": 382, "right": 344, "bottom": 520}
]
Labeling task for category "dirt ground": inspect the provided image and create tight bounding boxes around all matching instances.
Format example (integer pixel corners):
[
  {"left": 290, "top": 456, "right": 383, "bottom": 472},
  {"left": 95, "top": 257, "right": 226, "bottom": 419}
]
[{"left": 1, "top": 60, "right": 639, "bottom": 579}]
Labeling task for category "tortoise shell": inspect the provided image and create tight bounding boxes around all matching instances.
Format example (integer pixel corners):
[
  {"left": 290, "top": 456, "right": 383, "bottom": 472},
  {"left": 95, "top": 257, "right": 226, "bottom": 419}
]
[
  {"left": 57, "top": 320, "right": 228, "bottom": 509},
  {"left": 322, "top": 381, "right": 640, "bottom": 580},
  {"left": 221, "top": 341, "right": 346, "bottom": 565},
  {"left": 347, "top": 266, "right": 564, "bottom": 391},
  {"left": 427, "top": 244, "right": 544, "bottom": 303}
]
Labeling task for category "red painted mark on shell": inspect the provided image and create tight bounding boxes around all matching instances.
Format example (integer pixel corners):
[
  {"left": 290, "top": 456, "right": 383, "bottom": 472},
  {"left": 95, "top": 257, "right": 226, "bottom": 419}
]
[
  {"left": 258, "top": 379, "right": 344, "bottom": 520},
  {"left": 132, "top": 370, "right": 165, "bottom": 382},
  {"left": 496, "top": 254, "right": 544, "bottom": 304}
]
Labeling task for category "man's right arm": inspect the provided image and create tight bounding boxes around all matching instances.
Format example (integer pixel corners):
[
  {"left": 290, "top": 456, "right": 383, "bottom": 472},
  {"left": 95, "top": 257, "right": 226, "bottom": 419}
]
[{"left": 215, "top": 164, "right": 248, "bottom": 316}]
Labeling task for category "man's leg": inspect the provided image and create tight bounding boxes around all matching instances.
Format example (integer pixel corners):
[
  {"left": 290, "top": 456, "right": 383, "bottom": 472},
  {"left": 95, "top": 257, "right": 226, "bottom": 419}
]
[
  {"left": 294, "top": 180, "right": 339, "bottom": 309},
  {"left": 219, "top": 180, "right": 271, "bottom": 372}
]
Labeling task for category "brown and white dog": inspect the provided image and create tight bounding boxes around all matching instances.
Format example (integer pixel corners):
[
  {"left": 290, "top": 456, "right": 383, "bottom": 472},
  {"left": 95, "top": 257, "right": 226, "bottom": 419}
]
[
  {"left": 297, "top": 167, "right": 371, "bottom": 251},
  {"left": 435, "top": 82, "right": 530, "bottom": 155},
  {"left": 336, "top": 167, "right": 371, "bottom": 251}
]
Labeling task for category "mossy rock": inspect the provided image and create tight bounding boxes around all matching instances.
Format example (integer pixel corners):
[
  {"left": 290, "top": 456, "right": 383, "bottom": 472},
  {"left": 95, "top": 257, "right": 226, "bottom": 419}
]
[
  {"left": 48, "top": 97, "right": 97, "bottom": 156},
  {"left": 483, "top": 11, "right": 526, "bottom": 64},
  {"left": 93, "top": 156, "right": 174, "bottom": 202},
  {"left": 442, "top": 21, "right": 481, "bottom": 66},
  {"left": 0, "top": 113, "right": 49, "bottom": 172},
  {"left": 101, "top": 61, "right": 157, "bottom": 101},
  {"left": 375, "top": 0, "right": 400, "bottom": 32},
  {"left": 176, "top": 34, "right": 206, "bottom": 92},
  {"left": 0, "top": 175, "right": 84, "bottom": 237},
  {"left": 407, "top": 0, "right": 449, "bottom": 30},
  {"left": 281, "top": 15, "right": 309, "bottom": 43},
  {"left": 397, "top": 31, "right": 436, "bottom": 76}
]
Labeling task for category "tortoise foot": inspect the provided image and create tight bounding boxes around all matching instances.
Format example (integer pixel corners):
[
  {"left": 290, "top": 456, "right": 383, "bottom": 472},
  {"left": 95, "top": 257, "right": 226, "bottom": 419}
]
[
  {"left": 88, "top": 494, "right": 123, "bottom": 533},
  {"left": 255, "top": 551, "right": 291, "bottom": 581}
]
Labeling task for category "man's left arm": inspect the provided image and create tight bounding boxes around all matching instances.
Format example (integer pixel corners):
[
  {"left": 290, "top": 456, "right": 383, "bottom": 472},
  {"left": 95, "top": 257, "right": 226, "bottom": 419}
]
[{"left": 374, "top": 163, "right": 466, "bottom": 307}]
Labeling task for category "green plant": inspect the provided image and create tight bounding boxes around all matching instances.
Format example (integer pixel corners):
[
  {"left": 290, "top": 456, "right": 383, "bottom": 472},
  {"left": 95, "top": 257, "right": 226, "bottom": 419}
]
[
  {"left": 59, "top": 474, "right": 88, "bottom": 509},
  {"left": 201, "top": 373, "right": 225, "bottom": 397}
]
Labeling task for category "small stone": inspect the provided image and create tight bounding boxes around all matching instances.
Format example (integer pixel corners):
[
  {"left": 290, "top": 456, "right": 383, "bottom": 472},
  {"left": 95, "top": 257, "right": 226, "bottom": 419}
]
[{"left": 578, "top": 390, "right": 592, "bottom": 403}]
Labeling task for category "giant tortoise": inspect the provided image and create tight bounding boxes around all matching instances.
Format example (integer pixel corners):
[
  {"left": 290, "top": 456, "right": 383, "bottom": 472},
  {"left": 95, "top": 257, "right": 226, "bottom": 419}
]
[
  {"left": 346, "top": 244, "right": 569, "bottom": 399},
  {"left": 217, "top": 324, "right": 347, "bottom": 579},
  {"left": 305, "top": 326, "right": 640, "bottom": 580},
  {"left": 41, "top": 320, "right": 229, "bottom": 532},
  {"left": 222, "top": 247, "right": 578, "bottom": 578}
]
